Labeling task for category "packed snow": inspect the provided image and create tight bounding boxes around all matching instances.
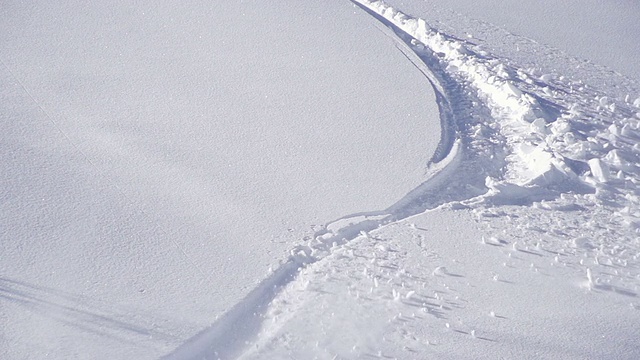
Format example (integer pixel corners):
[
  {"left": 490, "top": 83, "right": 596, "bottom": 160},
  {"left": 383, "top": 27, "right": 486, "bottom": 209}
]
[{"left": 3, "top": 0, "right": 640, "bottom": 359}]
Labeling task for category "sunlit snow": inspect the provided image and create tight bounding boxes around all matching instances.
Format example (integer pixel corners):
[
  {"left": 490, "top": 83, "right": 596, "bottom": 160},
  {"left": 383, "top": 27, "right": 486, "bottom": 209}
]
[{"left": 2, "top": 1, "right": 640, "bottom": 359}]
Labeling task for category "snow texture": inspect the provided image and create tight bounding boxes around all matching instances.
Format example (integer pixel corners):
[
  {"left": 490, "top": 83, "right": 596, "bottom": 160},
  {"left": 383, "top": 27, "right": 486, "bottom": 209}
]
[
  {"left": 3, "top": 0, "right": 640, "bottom": 359},
  {"left": 169, "top": 1, "right": 640, "bottom": 359},
  {"left": 0, "top": 1, "right": 438, "bottom": 358}
]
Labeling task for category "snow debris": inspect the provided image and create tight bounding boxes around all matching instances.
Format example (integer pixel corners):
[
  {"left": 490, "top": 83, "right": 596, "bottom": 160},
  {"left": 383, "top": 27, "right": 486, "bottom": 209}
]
[
  {"left": 432, "top": 266, "right": 448, "bottom": 276},
  {"left": 588, "top": 158, "right": 610, "bottom": 183}
]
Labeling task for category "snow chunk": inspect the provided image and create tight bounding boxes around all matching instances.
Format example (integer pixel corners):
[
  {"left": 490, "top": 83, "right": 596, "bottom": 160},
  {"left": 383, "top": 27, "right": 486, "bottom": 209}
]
[
  {"left": 540, "top": 74, "right": 554, "bottom": 82},
  {"left": 605, "top": 149, "right": 633, "bottom": 171},
  {"left": 504, "top": 81, "right": 523, "bottom": 97},
  {"left": 588, "top": 158, "right": 610, "bottom": 183},
  {"left": 432, "top": 266, "right": 448, "bottom": 276},
  {"left": 530, "top": 118, "right": 548, "bottom": 135},
  {"left": 550, "top": 120, "right": 571, "bottom": 135},
  {"left": 608, "top": 124, "right": 620, "bottom": 137}
]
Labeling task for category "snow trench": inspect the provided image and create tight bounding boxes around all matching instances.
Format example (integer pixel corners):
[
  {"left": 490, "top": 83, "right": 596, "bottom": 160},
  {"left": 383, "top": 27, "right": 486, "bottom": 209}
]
[{"left": 164, "top": 1, "right": 640, "bottom": 358}]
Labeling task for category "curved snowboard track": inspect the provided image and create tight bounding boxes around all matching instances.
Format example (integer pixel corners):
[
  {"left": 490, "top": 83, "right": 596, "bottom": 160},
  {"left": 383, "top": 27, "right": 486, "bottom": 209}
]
[
  {"left": 162, "top": 10, "right": 466, "bottom": 360},
  {"left": 165, "top": 1, "right": 640, "bottom": 358},
  {"left": 162, "top": 19, "right": 462, "bottom": 360}
]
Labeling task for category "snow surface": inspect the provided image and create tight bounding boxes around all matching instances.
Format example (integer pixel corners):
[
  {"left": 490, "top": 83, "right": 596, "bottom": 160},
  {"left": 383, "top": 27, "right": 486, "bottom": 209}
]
[
  {"left": 1, "top": 1, "right": 438, "bottom": 358},
  {"left": 3, "top": 0, "right": 640, "bottom": 359},
  {"left": 167, "top": 1, "right": 640, "bottom": 359},
  {"left": 393, "top": 0, "right": 640, "bottom": 80}
]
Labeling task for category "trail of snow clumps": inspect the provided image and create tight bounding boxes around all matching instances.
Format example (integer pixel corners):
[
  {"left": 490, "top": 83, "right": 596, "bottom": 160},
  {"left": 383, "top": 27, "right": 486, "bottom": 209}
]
[{"left": 166, "top": 1, "right": 640, "bottom": 359}]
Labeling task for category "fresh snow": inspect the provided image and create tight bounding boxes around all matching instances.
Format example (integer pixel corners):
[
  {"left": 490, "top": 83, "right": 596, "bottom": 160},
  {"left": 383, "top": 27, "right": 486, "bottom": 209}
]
[
  {"left": 1, "top": 1, "right": 438, "bottom": 358},
  {"left": 3, "top": 0, "right": 640, "bottom": 359}
]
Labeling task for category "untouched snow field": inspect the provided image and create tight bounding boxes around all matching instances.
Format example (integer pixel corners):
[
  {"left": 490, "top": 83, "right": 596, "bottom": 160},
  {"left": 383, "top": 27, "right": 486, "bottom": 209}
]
[{"left": 3, "top": 0, "right": 640, "bottom": 359}]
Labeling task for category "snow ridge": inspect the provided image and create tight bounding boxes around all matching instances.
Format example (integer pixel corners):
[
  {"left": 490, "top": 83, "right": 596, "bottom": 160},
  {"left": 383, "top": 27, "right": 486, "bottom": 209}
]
[
  {"left": 355, "top": 0, "right": 640, "bottom": 296},
  {"left": 356, "top": 0, "right": 640, "bottom": 207},
  {"left": 355, "top": 1, "right": 568, "bottom": 199}
]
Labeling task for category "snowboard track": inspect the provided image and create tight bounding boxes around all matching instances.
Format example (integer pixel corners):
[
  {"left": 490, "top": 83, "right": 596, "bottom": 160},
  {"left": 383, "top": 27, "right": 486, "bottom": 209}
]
[
  {"left": 162, "top": 0, "right": 622, "bottom": 357},
  {"left": 162, "top": 4, "right": 500, "bottom": 360}
]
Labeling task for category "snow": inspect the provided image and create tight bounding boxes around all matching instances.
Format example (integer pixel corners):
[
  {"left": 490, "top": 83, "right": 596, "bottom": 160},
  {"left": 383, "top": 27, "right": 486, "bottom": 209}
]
[
  {"left": 393, "top": 0, "right": 640, "bottom": 80},
  {"left": 3, "top": 0, "right": 640, "bottom": 359},
  {"left": 240, "top": 210, "right": 640, "bottom": 359},
  {"left": 1, "top": 1, "right": 437, "bottom": 358}
]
